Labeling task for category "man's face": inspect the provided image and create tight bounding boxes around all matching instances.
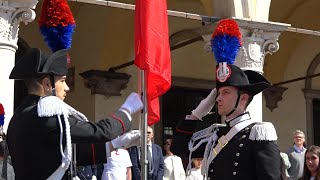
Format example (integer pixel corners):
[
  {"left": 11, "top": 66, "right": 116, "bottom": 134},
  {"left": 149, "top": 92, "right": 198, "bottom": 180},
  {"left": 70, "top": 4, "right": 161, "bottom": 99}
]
[
  {"left": 216, "top": 86, "right": 239, "bottom": 116},
  {"left": 54, "top": 75, "right": 69, "bottom": 101},
  {"left": 293, "top": 133, "right": 305, "bottom": 147},
  {"left": 147, "top": 127, "right": 154, "bottom": 143}
]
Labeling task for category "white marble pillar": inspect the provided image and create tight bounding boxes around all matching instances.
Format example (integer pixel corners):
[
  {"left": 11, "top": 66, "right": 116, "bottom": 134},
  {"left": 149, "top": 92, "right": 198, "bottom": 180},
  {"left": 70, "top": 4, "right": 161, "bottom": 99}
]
[{"left": 0, "top": 0, "right": 37, "bottom": 132}]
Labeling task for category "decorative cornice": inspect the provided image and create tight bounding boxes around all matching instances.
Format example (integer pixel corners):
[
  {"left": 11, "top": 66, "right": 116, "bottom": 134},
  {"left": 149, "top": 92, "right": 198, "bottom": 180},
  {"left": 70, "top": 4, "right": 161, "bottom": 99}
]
[{"left": 0, "top": 0, "right": 37, "bottom": 50}]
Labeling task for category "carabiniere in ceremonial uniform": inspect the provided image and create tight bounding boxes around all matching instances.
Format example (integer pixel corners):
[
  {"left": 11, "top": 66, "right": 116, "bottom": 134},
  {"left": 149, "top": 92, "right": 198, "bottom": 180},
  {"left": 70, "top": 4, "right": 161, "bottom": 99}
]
[{"left": 172, "top": 19, "right": 281, "bottom": 180}]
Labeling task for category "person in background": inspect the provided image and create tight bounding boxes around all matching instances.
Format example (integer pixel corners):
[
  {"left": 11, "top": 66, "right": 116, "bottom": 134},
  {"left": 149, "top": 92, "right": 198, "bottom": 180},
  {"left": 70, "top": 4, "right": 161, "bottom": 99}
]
[
  {"left": 102, "top": 148, "right": 132, "bottom": 180},
  {"left": 300, "top": 145, "right": 320, "bottom": 180},
  {"left": 280, "top": 152, "right": 291, "bottom": 180},
  {"left": 186, "top": 158, "right": 205, "bottom": 180},
  {"left": 163, "top": 137, "right": 185, "bottom": 180},
  {"left": 129, "top": 126, "right": 164, "bottom": 180},
  {"left": 287, "top": 130, "right": 307, "bottom": 180}
]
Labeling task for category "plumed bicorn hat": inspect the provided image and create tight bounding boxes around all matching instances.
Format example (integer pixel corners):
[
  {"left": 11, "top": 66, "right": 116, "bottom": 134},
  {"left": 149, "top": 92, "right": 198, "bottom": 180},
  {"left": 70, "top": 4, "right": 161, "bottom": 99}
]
[{"left": 211, "top": 19, "right": 271, "bottom": 96}]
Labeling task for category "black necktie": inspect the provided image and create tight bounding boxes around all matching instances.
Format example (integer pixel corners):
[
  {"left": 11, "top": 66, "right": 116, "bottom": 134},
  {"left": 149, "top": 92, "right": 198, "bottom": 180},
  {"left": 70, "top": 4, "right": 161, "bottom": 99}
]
[{"left": 147, "top": 145, "right": 153, "bottom": 176}]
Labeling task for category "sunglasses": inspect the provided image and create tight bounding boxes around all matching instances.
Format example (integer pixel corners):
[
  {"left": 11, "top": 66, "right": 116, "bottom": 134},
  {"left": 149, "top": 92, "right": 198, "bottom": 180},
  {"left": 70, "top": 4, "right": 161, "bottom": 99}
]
[{"left": 147, "top": 132, "right": 152, "bottom": 134}]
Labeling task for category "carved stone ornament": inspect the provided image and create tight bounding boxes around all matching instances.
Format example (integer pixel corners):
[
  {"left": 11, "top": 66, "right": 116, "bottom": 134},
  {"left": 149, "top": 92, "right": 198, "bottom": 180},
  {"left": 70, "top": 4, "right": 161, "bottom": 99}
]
[
  {"left": 79, "top": 70, "right": 131, "bottom": 97},
  {"left": 263, "top": 86, "right": 288, "bottom": 112},
  {"left": 235, "top": 28, "right": 280, "bottom": 73},
  {"left": 233, "top": 18, "right": 290, "bottom": 73},
  {"left": 0, "top": 0, "right": 37, "bottom": 50}
]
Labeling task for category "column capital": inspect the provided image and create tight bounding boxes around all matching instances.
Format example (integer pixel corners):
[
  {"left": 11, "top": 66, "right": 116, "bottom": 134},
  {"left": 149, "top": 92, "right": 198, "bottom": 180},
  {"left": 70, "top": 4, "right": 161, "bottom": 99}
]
[
  {"left": 234, "top": 18, "right": 290, "bottom": 73},
  {"left": 0, "top": 0, "right": 38, "bottom": 51}
]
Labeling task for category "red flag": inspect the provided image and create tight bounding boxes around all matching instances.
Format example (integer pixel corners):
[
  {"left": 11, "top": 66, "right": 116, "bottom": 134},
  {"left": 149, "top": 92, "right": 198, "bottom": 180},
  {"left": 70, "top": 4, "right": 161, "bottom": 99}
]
[{"left": 134, "top": 0, "right": 171, "bottom": 125}]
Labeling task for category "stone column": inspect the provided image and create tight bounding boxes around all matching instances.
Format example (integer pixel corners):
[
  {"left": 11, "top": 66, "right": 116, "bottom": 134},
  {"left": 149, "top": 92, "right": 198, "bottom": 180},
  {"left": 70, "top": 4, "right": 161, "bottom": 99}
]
[
  {"left": 234, "top": 19, "right": 289, "bottom": 122},
  {"left": 0, "top": 0, "right": 38, "bottom": 132}
]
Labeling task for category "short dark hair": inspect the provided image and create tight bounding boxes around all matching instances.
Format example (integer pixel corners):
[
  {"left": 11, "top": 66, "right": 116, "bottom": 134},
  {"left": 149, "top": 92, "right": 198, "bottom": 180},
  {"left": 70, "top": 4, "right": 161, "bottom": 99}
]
[
  {"left": 24, "top": 75, "right": 50, "bottom": 93},
  {"left": 239, "top": 90, "right": 253, "bottom": 108}
]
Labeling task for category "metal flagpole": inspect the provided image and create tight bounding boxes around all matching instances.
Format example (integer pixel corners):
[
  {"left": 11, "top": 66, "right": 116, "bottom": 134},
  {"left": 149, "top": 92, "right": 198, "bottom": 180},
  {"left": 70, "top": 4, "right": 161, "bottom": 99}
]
[{"left": 140, "top": 70, "right": 148, "bottom": 180}]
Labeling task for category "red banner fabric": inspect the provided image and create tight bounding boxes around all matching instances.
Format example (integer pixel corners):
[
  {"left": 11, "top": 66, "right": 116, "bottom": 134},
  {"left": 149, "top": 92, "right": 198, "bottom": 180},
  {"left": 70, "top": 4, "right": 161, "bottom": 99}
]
[{"left": 134, "top": 0, "right": 171, "bottom": 125}]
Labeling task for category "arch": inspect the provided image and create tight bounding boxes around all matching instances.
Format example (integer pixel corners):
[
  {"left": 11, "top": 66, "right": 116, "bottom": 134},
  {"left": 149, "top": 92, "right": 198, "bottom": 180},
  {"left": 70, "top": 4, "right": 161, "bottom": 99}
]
[
  {"left": 304, "top": 53, "right": 320, "bottom": 145},
  {"left": 305, "top": 53, "right": 320, "bottom": 88}
]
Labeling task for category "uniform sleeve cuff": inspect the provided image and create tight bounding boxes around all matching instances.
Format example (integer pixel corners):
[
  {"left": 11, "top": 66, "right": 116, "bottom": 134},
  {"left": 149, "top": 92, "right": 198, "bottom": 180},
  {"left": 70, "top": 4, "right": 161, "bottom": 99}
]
[{"left": 119, "top": 108, "right": 132, "bottom": 121}]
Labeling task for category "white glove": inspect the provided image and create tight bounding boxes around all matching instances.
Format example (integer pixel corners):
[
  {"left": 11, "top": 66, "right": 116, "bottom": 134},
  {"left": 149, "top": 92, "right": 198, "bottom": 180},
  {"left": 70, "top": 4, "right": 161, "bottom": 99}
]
[
  {"left": 191, "top": 88, "right": 217, "bottom": 120},
  {"left": 111, "top": 130, "right": 141, "bottom": 149},
  {"left": 91, "top": 175, "right": 97, "bottom": 180},
  {"left": 120, "top": 93, "right": 143, "bottom": 115}
]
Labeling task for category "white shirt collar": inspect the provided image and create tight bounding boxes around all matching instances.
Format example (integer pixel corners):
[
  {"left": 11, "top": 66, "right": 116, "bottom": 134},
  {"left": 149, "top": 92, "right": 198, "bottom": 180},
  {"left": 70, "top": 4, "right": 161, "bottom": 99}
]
[
  {"left": 225, "top": 112, "right": 251, "bottom": 127},
  {"left": 293, "top": 144, "right": 306, "bottom": 153}
]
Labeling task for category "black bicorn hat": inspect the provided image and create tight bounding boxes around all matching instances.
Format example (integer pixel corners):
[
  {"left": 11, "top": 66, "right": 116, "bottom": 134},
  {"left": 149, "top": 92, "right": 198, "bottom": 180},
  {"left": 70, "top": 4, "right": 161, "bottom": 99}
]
[
  {"left": 216, "top": 64, "right": 271, "bottom": 96},
  {"left": 9, "top": 48, "right": 69, "bottom": 80}
]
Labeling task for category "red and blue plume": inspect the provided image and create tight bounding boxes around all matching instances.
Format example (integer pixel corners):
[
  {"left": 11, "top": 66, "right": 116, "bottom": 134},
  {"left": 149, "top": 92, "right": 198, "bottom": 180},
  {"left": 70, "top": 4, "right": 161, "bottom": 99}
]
[
  {"left": 211, "top": 19, "right": 242, "bottom": 64},
  {"left": 39, "top": 0, "right": 76, "bottom": 52},
  {"left": 0, "top": 103, "right": 4, "bottom": 126}
]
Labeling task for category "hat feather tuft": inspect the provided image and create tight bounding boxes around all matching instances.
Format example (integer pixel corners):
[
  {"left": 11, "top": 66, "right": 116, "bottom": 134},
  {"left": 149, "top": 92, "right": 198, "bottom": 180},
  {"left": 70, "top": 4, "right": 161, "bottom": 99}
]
[
  {"left": 39, "top": 0, "right": 76, "bottom": 53},
  {"left": 211, "top": 19, "right": 242, "bottom": 64}
]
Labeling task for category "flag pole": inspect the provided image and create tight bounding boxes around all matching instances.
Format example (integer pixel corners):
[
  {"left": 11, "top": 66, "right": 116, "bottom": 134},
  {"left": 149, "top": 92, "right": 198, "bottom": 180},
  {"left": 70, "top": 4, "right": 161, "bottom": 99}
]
[{"left": 140, "top": 69, "right": 148, "bottom": 180}]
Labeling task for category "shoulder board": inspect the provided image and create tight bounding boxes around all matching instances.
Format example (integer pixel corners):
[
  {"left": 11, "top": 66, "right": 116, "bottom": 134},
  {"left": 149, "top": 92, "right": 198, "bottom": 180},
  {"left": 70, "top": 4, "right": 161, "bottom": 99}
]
[
  {"left": 249, "top": 122, "right": 278, "bottom": 141},
  {"left": 37, "top": 96, "right": 88, "bottom": 121},
  {"left": 37, "top": 96, "right": 67, "bottom": 117}
]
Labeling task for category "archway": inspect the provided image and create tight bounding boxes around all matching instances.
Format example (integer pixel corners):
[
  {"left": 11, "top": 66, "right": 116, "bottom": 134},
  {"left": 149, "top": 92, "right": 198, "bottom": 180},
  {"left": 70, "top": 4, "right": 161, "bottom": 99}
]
[{"left": 304, "top": 53, "right": 320, "bottom": 145}]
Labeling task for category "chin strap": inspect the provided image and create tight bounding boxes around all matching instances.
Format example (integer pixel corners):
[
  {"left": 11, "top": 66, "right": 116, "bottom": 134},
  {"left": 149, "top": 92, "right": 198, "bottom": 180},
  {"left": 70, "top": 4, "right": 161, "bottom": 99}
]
[{"left": 225, "top": 90, "right": 241, "bottom": 117}]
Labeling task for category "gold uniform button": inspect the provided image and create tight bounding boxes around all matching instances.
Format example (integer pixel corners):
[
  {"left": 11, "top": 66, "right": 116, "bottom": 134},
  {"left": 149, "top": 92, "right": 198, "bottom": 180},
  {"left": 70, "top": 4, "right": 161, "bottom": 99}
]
[{"left": 233, "top": 172, "right": 237, "bottom": 175}]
